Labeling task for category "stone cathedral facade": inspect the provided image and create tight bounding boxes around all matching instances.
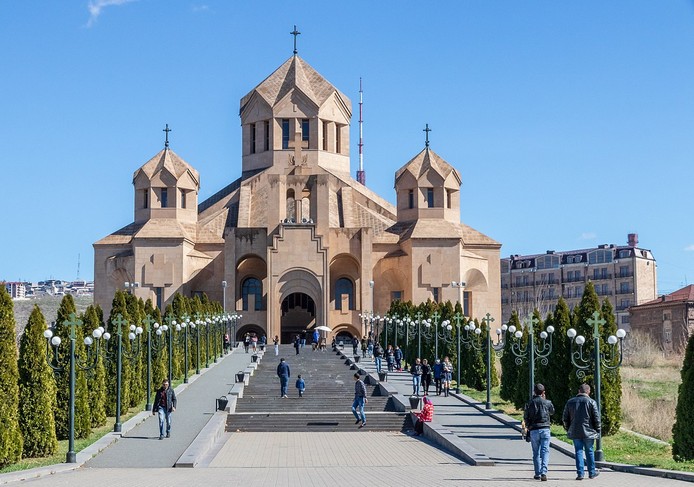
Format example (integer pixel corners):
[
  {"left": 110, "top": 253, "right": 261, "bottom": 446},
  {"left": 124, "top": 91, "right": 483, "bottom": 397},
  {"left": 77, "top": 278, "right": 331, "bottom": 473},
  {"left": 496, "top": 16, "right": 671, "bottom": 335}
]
[{"left": 94, "top": 53, "right": 502, "bottom": 342}]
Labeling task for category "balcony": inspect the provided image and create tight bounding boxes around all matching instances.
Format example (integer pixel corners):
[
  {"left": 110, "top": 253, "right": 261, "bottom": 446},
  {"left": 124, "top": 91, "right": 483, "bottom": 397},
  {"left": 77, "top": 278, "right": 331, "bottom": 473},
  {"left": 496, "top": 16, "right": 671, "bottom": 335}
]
[
  {"left": 596, "top": 290, "right": 612, "bottom": 296},
  {"left": 616, "top": 289, "right": 633, "bottom": 295},
  {"left": 617, "top": 272, "right": 634, "bottom": 278},
  {"left": 564, "top": 276, "right": 584, "bottom": 283},
  {"left": 591, "top": 274, "right": 612, "bottom": 281}
]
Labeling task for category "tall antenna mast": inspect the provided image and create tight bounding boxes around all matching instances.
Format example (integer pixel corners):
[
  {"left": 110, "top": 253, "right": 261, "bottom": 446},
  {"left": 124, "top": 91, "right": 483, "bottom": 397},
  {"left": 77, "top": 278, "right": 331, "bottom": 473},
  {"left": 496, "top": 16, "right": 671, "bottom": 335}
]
[
  {"left": 356, "top": 77, "right": 366, "bottom": 185},
  {"left": 76, "top": 253, "right": 80, "bottom": 281}
]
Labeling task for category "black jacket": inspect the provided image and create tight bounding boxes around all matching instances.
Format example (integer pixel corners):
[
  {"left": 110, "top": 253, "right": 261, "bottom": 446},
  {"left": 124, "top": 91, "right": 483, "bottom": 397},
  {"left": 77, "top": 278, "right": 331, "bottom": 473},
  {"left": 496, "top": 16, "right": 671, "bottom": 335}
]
[
  {"left": 152, "top": 386, "right": 177, "bottom": 413},
  {"left": 277, "top": 361, "right": 291, "bottom": 378},
  {"left": 524, "top": 395, "right": 555, "bottom": 430},
  {"left": 562, "top": 394, "right": 601, "bottom": 440}
]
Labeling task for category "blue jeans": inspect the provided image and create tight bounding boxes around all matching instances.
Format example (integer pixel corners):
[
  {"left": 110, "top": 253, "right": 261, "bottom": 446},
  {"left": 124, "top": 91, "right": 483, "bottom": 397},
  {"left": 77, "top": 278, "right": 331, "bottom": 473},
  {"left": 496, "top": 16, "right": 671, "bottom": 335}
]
[
  {"left": 280, "top": 376, "right": 289, "bottom": 397},
  {"left": 375, "top": 357, "right": 382, "bottom": 373},
  {"left": 573, "top": 438, "right": 596, "bottom": 477},
  {"left": 412, "top": 375, "right": 421, "bottom": 395},
  {"left": 530, "top": 428, "right": 551, "bottom": 476},
  {"left": 157, "top": 407, "right": 172, "bottom": 437},
  {"left": 352, "top": 396, "right": 365, "bottom": 423}
]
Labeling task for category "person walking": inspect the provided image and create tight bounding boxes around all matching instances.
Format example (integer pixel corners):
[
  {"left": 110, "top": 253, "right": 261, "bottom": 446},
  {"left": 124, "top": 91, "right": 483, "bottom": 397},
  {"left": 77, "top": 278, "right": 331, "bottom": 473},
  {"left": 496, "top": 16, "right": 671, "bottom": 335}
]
[
  {"left": 410, "top": 358, "right": 423, "bottom": 396},
  {"left": 386, "top": 345, "right": 395, "bottom": 372},
  {"left": 243, "top": 333, "right": 251, "bottom": 353},
  {"left": 394, "top": 346, "right": 403, "bottom": 371},
  {"left": 433, "top": 358, "right": 443, "bottom": 395},
  {"left": 312, "top": 328, "right": 320, "bottom": 351},
  {"left": 374, "top": 343, "right": 384, "bottom": 373},
  {"left": 352, "top": 335, "right": 359, "bottom": 356},
  {"left": 223, "top": 333, "right": 230, "bottom": 353},
  {"left": 367, "top": 337, "right": 374, "bottom": 358},
  {"left": 152, "top": 378, "right": 176, "bottom": 440},
  {"left": 352, "top": 372, "right": 367, "bottom": 428},
  {"left": 294, "top": 335, "right": 301, "bottom": 355},
  {"left": 361, "top": 336, "right": 368, "bottom": 358},
  {"left": 441, "top": 356, "right": 453, "bottom": 397},
  {"left": 524, "top": 383, "right": 555, "bottom": 481},
  {"left": 563, "top": 383, "right": 601, "bottom": 480},
  {"left": 276, "top": 358, "right": 291, "bottom": 398},
  {"left": 421, "top": 358, "right": 432, "bottom": 395},
  {"left": 296, "top": 375, "right": 306, "bottom": 397},
  {"left": 273, "top": 335, "right": 280, "bottom": 356}
]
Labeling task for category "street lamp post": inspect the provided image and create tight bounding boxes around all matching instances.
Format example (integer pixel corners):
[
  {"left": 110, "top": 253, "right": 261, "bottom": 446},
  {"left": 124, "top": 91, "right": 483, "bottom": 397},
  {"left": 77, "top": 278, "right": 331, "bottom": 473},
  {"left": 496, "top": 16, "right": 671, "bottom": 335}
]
[
  {"left": 103, "top": 313, "right": 142, "bottom": 432},
  {"left": 222, "top": 280, "right": 227, "bottom": 312},
  {"left": 142, "top": 314, "right": 166, "bottom": 411},
  {"left": 176, "top": 314, "right": 190, "bottom": 383},
  {"left": 508, "top": 315, "right": 555, "bottom": 402},
  {"left": 433, "top": 314, "right": 452, "bottom": 361},
  {"left": 163, "top": 314, "right": 176, "bottom": 382},
  {"left": 567, "top": 311, "right": 627, "bottom": 462},
  {"left": 44, "top": 313, "right": 102, "bottom": 463},
  {"left": 230, "top": 313, "right": 242, "bottom": 348},
  {"left": 462, "top": 313, "right": 505, "bottom": 409},
  {"left": 452, "top": 312, "right": 464, "bottom": 393},
  {"left": 418, "top": 313, "right": 433, "bottom": 359}
]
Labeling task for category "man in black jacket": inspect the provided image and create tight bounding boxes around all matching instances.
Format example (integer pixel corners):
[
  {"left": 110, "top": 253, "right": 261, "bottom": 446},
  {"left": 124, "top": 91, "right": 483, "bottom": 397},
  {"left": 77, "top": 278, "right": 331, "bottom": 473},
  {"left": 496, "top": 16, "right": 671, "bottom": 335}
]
[
  {"left": 152, "top": 378, "right": 177, "bottom": 440},
  {"left": 277, "top": 358, "right": 291, "bottom": 398},
  {"left": 524, "top": 383, "right": 555, "bottom": 481},
  {"left": 563, "top": 383, "right": 601, "bottom": 480}
]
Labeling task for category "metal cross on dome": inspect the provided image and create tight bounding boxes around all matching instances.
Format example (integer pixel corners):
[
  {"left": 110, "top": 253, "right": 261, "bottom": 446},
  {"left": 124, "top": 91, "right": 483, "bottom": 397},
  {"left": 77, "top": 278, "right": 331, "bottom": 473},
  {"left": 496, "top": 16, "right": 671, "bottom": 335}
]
[
  {"left": 163, "top": 124, "right": 171, "bottom": 148},
  {"left": 423, "top": 123, "right": 431, "bottom": 148},
  {"left": 291, "top": 25, "right": 301, "bottom": 55}
]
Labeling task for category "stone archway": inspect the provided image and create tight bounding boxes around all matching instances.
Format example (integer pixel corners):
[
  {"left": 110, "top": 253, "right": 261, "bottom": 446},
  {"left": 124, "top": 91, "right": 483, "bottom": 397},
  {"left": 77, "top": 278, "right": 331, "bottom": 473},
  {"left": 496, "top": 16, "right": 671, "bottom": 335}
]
[{"left": 277, "top": 269, "right": 323, "bottom": 344}]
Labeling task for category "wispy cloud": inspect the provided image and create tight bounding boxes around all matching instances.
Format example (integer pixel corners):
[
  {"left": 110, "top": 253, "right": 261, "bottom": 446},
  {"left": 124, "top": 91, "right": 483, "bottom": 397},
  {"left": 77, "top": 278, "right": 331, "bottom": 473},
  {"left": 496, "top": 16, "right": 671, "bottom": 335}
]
[
  {"left": 86, "top": 0, "right": 139, "bottom": 27},
  {"left": 192, "top": 4, "right": 210, "bottom": 12},
  {"left": 685, "top": 244, "right": 694, "bottom": 252},
  {"left": 580, "top": 232, "right": 597, "bottom": 240}
]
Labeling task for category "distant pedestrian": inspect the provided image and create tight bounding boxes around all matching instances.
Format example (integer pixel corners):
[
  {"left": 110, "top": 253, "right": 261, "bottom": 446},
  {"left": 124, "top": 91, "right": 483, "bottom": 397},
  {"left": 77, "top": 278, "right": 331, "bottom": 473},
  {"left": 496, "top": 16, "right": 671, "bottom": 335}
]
[
  {"left": 367, "top": 337, "right": 374, "bottom": 358},
  {"left": 374, "top": 343, "right": 383, "bottom": 373},
  {"left": 352, "top": 372, "right": 367, "bottom": 428},
  {"left": 319, "top": 337, "right": 326, "bottom": 351},
  {"left": 386, "top": 345, "right": 395, "bottom": 372},
  {"left": 296, "top": 375, "right": 306, "bottom": 397},
  {"left": 394, "top": 346, "right": 403, "bottom": 370},
  {"left": 244, "top": 333, "right": 251, "bottom": 353},
  {"left": 277, "top": 358, "right": 291, "bottom": 398},
  {"left": 312, "top": 329, "right": 320, "bottom": 351},
  {"left": 433, "top": 359, "right": 443, "bottom": 395},
  {"left": 410, "top": 358, "right": 423, "bottom": 396},
  {"left": 524, "top": 383, "right": 555, "bottom": 481},
  {"left": 251, "top": 334, "right": 258, "bottom": 353},
  {"left": 300, "top": 331, "right": 307, "bottom": 348},
  {"left": 273, "top": 335, "right": 280, "bottom": 356},
  {"left": 441, "top": 356, "right": 453, "bottom": 397},
  {"left": 223, "top": 333, "right": 230, "bottom": 353},
  {"left": 421, "top": 359, "right": 432, "bottom": 395},
  {"left": 260, "top": 334, "right": 267, "bottom": 350},
  {"left": 294, "top": 335, "right": 301, "bottom": 355},
  {"left": 413, "top": 396, "right": 434, "bottom": 436},
  {"left": 563, "top": 383, "right": 601, "bottom": 480},
  {"left": 152, "top": 378, "right": 176, "bottom": 440},
  {"left": 352, "top": 335, "right": 359, "bottom": 356},
  {"left": 361, "top": 336, "right": 368, "bottom": 358}
]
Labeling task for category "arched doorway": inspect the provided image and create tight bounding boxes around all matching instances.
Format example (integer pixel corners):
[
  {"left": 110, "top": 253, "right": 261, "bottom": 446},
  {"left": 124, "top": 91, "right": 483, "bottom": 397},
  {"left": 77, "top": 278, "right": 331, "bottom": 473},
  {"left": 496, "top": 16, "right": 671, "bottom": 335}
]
[
  {"left": 281, "top": 292, "right": 315, "bottom": 343},
  {"left": 236, "top": 324, "right": 265, "bottom": 342}
]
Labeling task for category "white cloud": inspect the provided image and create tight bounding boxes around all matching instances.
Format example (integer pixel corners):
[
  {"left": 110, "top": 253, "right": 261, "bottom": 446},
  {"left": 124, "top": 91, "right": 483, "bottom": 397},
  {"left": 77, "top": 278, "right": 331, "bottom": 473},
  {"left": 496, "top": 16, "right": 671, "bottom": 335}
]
[
  {"left": 684, "top": 244, "right": 694, "bottom": 252},
  {"left": 192, "top": 4, "right": 210, "bottom": 12},
  {"left": 86, "top": 0, "right": 139, "bottom": 27},
  {"left": 580, "top": 232, "right": 597, "bottom": 240}
]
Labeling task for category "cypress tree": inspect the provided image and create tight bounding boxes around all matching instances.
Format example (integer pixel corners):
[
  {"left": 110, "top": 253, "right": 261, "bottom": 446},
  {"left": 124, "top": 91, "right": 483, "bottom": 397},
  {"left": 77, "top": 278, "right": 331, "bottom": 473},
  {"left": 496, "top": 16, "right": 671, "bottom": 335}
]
[
  {"left": 125, "top": 294, "right": 144, "bottom": 408},
  {"left": 0, "top": 287, "right": 22, "bottom": 466},
  {"left": 543, "top": 298, "right": 573, "bottom": 423},
  {"left": 599, "top": 299, "right": 622, "bottom": 436},
  {"left": 500, "top": 312, "right": 521, "bottom": 402},
  {"left": 18, "top": 305, "right": 58, "bottom": 458},
  {"left": 465, "top": 318, "right": 487, "bottom": 391},
  {"left": 54, "top": 294, "right": 91, "bottom": 440},
  {"left": 146, "top": 301, "right": 166, "bottom": 390},
  {"left": 513, "top": 319, "right": 531, "bottom": 409},
  {"left": 673, "top": 330, "right": 694, "bottom": 461},
  {"left": 82, "top": 306, "right": 106, "bottom": 428},
  {"left": 105, "top": 291, "right": 131, "bottom": 416}
]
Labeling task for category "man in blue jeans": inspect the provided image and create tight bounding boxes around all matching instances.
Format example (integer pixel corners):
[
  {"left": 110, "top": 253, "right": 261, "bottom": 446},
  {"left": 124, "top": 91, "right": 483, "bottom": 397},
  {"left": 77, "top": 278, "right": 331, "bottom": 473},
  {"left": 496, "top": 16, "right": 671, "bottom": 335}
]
[
  {"left": 524, "top": 383, "right": 555, "bottom": 481},
  {"left": 277, "top": 358, "right": 291, "bottom": 398},
  {"left": 152, "top": 378, "right": 176, "bottom": 440},
  {"left": 352, "top": 373, "right": 367, "bottom": 428},
  {"left": 563, "top": 383, "right": 601, "bottom": 480}
]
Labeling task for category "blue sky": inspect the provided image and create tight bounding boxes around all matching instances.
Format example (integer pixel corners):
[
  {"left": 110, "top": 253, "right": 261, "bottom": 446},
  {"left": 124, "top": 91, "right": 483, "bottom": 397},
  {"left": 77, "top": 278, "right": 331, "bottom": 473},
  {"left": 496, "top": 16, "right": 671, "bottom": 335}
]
[{"left": 1, "top": 1, "right": 693, "bottom": 294}]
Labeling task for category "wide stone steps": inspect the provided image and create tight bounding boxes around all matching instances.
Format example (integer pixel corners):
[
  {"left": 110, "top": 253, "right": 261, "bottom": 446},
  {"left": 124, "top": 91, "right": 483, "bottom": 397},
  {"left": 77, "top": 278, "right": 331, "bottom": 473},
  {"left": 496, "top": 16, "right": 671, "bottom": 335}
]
[{"left": 226, "top": 412, "right": 413, "bottom": 433}]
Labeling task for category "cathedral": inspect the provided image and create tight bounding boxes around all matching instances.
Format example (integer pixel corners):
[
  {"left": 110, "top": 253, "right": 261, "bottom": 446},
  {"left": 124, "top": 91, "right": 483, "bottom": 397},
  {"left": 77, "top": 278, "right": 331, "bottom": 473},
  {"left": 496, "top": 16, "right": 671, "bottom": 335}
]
[{"left": 94, "top": 49, "right": 501, "bottom": 342}]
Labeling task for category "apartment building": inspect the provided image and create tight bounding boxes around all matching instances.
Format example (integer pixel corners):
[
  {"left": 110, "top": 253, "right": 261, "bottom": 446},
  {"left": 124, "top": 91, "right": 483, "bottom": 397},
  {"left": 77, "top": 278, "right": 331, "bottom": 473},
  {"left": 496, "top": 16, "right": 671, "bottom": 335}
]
[{"left": 500, "top": 234, "right": 657, "bottom": 329}]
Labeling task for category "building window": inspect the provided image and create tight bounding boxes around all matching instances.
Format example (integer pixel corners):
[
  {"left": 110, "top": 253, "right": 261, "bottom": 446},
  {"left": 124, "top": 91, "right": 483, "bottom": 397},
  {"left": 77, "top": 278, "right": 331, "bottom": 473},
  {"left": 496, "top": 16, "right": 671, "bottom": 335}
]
[
  {"left": 446, "top": 189, "right": 452, "bottom": 209},
  {"left": 155, "top": 287, "right": 163, "bottom": 311},
  {"left": 334, "top": 278, "right": 354, "bottom": 310},
  {"left": 621, "top": 315, "right": 630, "bottom": 324},
  {"left": 408, "top": 190, "right": 414, "bottom": 209},
  {"left": 242, "top": 277, "right": 262, "bottom": 311},
  {"left": 250, "top": 123, "right": 256, "bottom": 154},
  {"left": 589, "top": 249, "right": 613, "bottom": 265},
  {"left": 264, "top": 120, "right": 270, "bottom": 151},
  {"left": 619, "top": 266, "right": 630, "bottom": 278},
  {"left": 160, "top": 188, "right": 168, "bottom": 208},
  {"left": 463, "top": 291, "right": 472, "bottom": 317},
  {"left": 281, "top": 119, "right": 290, "bottom": 149},
  {"left": 322, "top": 121, "right": 328, "bottom": 151},
  {"left": 432, "top": 287, "right": 440, "bottom": 303},
  {"left": 143, "top": 189, "right": 148, "bottom": 209},
  {"left": 426, "top": 188, "right": 434, "bottom": 208},
  {"left": 391, "top": 291, "right": 403, "bottom": 303},
  {"left": 620, "top": 282, "right": 630, "bottom": 294},
  {"left": 180, "top": 189, "right": 186, "bottom": 209},
  {"left": 301, "top": 119, "right": 309, "bottom": 143},
  {"left": 336, "top": 124, "right": 342, "bottom": 153}
]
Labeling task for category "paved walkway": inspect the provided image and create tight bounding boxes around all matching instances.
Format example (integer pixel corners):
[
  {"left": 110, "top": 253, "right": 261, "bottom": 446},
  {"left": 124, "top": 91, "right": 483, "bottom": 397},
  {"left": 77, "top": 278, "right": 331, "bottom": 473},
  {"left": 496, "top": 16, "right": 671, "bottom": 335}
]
[
  {"left": 85, "top": 345, "right": 258, "bottom": 468},
  {"left": 358, "top": 357, "right": 576, "bottom": 468}
]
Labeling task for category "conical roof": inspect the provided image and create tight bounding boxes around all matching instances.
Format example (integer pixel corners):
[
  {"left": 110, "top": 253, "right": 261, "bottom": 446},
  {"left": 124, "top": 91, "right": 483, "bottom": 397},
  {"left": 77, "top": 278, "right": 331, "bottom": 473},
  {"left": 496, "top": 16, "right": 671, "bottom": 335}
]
[
  {"left": 133, "top": 148, "right": 200, "bottom": 185},
  {"left": 394, "top": 147, "right": 461, "bottom": 185},
  {"left": 240, "top": 55, "right": 351, "bottom": 114}
]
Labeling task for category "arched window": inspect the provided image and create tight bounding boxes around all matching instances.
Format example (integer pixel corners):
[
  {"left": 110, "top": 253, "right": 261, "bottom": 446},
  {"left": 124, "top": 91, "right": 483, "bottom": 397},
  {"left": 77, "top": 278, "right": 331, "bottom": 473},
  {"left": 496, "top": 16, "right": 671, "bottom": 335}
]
[
  {"left": 286, "top": 189, "right": 296, "bottom": 221},
  {"left": 334, "top": 278, "right": 354, "bottom": 310},
  {"left": 242, "top": 277, "right": 262, "bottom": 311}
]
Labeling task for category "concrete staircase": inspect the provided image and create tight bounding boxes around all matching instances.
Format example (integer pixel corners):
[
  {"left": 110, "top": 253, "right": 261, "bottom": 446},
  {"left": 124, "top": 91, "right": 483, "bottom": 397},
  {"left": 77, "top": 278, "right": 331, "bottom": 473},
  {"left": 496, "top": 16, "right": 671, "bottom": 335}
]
[{"left": 226, "top": 346, "right": 412, "bottom": 432}]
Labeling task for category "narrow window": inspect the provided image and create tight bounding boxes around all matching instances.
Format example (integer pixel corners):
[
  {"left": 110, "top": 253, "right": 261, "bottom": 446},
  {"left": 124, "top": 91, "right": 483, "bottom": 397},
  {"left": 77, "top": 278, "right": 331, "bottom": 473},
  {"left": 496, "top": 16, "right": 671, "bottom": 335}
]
[
  {"left": 301, "top": 119, "right": 309, "bottom": 143},
  {"left": 264, "top": 120, "right": 270, "bottom": 151},
  {"left": 432, "top": 287, "right": 440, "bottom": 303},
  {"left": 322, "top": 121, "right": 328, "bottom": 150},
  {"left": 334, "top": 277, "right": 354, "bottom": 310},
  {"left": 463, "top": 291, "right": 472, "bottom": 317},
  {"left": 155, "top": 287, "right": 163, "bottom": 311},
  {"left": 282, "top": 119, "right": 290, "bottom": 149},
  {"left": 408, "top": 189, "right": 414, "bottom": 209},
  {"left": 160, "top": 188, "right": 168, "bottom": 208},
  {"left": 446, "top": 189, "right": 452, "bottom": 209},
  {"left": 242, "top": 277, "right": 263, "bottom": 311},
  {"left": 335, "top": 124, "right": 341, "bottom": 153},
  {"left": 180, "top": 189, "right": 186, "bottom": 209},
  {"left": 391, "top": 291, "right": 403, "bottom": 303},
  {"left": 250, "top": 123, "right": 256, "bottom": 154},
  {"left": 427, "top": 188, "right": 434, "bottom": 208},
  {"left": 143, "top": 189, "right": 148, "bottom": 209}
]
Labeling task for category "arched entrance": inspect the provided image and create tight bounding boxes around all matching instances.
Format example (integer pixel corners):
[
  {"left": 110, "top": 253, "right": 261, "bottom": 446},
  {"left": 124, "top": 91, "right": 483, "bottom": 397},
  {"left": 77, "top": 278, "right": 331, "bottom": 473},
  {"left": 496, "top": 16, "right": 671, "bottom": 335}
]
[
  {"left": 281, "top": 292, "right": 315, "bottom": 343},
  {"left": 236, "top": 324, "right": 265, "bottom": 342}
]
